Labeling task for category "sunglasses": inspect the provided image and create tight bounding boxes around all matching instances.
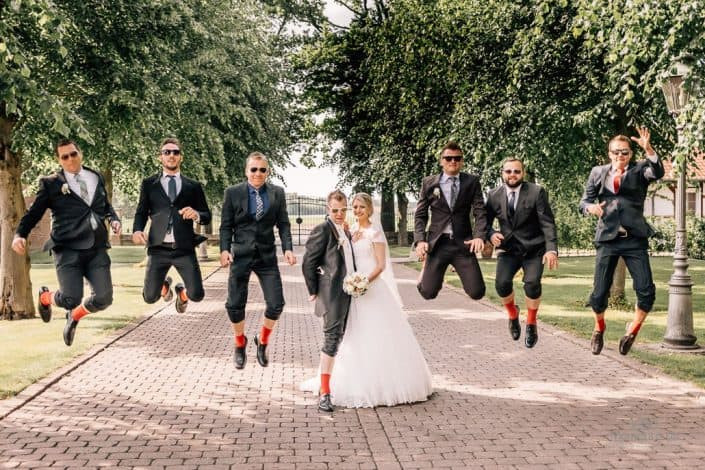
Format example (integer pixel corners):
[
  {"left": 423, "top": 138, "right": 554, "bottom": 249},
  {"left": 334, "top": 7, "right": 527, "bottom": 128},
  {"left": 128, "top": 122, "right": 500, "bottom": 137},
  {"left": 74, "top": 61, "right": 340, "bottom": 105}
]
[
  {"left": 503, "top": 169, "right": 522, "bottom": 175},
  {"left": 249, "top": 167, "right": 268, "bottom": 173},
  {"left": 442, "top": 155, "right": 463, "bottom": 162},
  {"left": 59, "top": 150, "right": 80, "bottom": 161},
  {"left": 610, "top": 149, "right": 631, "bottom": 156},
  {"left": 329, "top": 208, "right": 348, "bottom": 214},
  {"left": 161, "top": 149, "right": 181, "bottom": 156}
]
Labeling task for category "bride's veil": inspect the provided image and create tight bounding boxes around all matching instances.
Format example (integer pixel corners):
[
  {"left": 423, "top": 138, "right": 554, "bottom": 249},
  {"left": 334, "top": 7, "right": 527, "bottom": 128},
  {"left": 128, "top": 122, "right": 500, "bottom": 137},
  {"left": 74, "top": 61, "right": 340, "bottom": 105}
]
[{"left": 370, "top": 211, "right": 404, "bottom": 309}]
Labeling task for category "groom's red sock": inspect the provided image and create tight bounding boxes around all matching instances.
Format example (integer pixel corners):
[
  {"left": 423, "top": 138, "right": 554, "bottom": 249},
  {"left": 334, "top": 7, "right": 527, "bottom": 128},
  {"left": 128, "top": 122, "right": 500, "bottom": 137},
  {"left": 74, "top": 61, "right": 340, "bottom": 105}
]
[
  {"left": 71, "top": 304, "right": 90, "bottom": 321},
  {"left": 320, "top": 374, "right": 331, "bottom": 395},
  {"left": 40, "top": 290, "right": 53, "bottom": 306},
  {"left": 260, "top": 326, "right": 272, "bottom": 344},
  {"left": 628, "top": 321, "right": 643, "bottom": 336},
  {"left": 235, "top": 334, "right": 246, "bottom": 348},
  {"left": 596, "top": 317, "right": 606, "bottom": 332},
  {"left": 504, "top": 302, "right": 518, "bottom": 320},
  {"left": 527, "top": 308, "right": 538, "bottom": 325}
]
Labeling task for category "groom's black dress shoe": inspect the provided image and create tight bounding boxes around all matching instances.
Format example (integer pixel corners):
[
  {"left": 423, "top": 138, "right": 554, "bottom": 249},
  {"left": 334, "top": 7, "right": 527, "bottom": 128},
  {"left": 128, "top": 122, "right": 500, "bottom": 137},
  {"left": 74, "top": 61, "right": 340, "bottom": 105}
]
[
  {"left": 37, "top": 286, "right": 52, "bottom": 323},
  {"left": 318, "top": 393, "right": 334, "bottom": 413},
  {"left": 254, "top": 334, "right": 269, "bottom": 367},
  {"left": 591, "top": 330, "right": 604, "bottom": 355},
  {"left": 234, "top": 336, "right": 248, "bottom": 369},
  {"left": 63, "top": 315, "right": 78, "bottom": 346},
  {"left": 619, "top": 333, "right": 636, "bottom": 356},
  {"left": 509, "top": 317, "right": 521, "bottom": 341},
  {"left": 525, "top": 324, "right": 538, "bottom": 348}
]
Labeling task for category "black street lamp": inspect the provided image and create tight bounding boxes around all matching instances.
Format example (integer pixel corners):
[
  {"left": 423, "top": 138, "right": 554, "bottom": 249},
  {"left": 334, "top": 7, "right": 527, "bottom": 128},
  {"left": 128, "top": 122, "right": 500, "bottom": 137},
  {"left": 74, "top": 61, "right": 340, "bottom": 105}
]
[{"left": 661, "top": 59, "right": 698, "bottom": 349}]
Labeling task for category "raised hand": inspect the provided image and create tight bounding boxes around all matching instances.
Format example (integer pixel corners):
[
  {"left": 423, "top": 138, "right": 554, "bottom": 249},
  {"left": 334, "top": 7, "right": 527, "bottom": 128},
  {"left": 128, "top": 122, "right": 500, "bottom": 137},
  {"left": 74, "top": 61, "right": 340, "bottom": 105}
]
[{"left": 631, "top": 126, "right": 655, "bottom": 155}]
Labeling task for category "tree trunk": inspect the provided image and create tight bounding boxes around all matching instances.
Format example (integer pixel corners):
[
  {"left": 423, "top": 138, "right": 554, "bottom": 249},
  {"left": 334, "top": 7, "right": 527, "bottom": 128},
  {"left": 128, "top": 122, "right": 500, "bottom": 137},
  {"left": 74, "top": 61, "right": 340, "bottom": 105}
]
[
  {"left": 380, "top": 184, "right": 395, "bottom": 233},
  {"left": 609, "top": 258, "right": 628, "bottom": 309},
  {"left": 0, "top": 116, "right": 34, "bottom": 320},
  {"left": 101, "top": 165, "right": 113, "bottom": 203},
  {"left": 396, "top": 191, "right": 408, "bottom": 247}
]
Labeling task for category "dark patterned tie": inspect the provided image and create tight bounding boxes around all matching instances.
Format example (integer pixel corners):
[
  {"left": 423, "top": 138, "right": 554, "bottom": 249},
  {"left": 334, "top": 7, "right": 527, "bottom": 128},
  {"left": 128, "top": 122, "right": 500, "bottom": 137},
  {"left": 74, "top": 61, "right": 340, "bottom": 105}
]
[
  {"left": 450, "top": 176, "right": 458, "bottom": 209},
  {"left": 254, "top": 188, "right": 264, "bottom": 220},
  {"left": 167, "top": 175, "right": 177, "bottom": 234},
  {"left": 508, "top": 191, "right": 516, "bottom": 219}
]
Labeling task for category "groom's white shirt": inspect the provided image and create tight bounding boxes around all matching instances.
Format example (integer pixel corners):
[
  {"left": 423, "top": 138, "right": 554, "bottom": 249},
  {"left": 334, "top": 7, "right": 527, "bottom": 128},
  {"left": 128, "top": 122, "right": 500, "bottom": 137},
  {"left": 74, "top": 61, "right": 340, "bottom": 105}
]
[{"left": 334, "top": 222, "right": 354, "bottom": 275}]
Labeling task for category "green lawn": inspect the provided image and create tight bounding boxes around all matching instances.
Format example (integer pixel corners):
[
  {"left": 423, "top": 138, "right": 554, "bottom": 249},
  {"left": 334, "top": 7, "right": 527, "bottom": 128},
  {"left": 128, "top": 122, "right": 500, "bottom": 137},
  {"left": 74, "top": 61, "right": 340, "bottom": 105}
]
[
  {"left": 403, "top": 254, "right": 705, "bottom": 388},
  {"left": 0, "top": 246, "right": 222, "bottom": 399}
]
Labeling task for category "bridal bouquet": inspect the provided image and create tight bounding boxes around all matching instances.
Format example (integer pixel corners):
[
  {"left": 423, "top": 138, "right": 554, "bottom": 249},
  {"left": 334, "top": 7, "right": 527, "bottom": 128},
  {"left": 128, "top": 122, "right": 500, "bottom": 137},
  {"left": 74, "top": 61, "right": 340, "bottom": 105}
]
[{"left": 342, "top": 272, "right": 369, "bottom": 297}]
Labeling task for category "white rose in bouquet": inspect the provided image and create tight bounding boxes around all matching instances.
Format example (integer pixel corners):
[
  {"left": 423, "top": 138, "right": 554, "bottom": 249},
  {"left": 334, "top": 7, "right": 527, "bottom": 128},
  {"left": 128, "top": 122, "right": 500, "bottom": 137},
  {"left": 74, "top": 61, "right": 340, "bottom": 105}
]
[{"left": 342, "top": 272, "right": 369, "bottom": 297}]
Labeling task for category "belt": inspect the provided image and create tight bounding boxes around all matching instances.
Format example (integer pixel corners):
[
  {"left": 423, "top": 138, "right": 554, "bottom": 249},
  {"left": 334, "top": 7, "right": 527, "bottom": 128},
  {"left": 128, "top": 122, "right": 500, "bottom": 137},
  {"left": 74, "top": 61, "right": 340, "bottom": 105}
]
[
  {"left": 617, "top": 229, "right": 629, "bottom": 238},
  {"left": 160, "top": 242, "right": 177, "bottom": 249}
]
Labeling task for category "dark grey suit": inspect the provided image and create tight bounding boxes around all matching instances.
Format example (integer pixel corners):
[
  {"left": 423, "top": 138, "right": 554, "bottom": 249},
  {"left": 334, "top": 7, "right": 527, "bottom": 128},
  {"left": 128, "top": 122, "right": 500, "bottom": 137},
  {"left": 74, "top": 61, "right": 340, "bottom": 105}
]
[
  {"left": 15, "top": 167, "right": 120, "bottom": 312},
  {"left": 414, "top": 172, "right": 487, "bottom": 300},
  {"left": 579, "top": 156, "right": 664, "bottom": 313},
  {"left": 486, "top": 182, "right": 557, "bottom": 299},
  {"left": 302, "top": 219, "right": 352, "bottom": 357},
  {"left": 220, "top": 181, "right": 293, "bottom": 323}
]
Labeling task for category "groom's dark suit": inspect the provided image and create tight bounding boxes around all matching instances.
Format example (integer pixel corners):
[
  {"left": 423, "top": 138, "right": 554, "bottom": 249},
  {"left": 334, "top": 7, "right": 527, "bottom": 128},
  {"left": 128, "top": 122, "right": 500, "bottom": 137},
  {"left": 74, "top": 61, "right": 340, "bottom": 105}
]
[
  {"left": 16, "top": 167, "right": 119, "bottom": 312},
  {"left": 220, "top": 181, "right": 293, "bottom": 323},
  {"left": 302, "top": 218, "right": 353, "bottom": 357},
  {"left": 414, "top": 171, "right": 487, "bottom": 300},
  {"left": 133, "top": 173, "right": 211, "bottom": 303}
]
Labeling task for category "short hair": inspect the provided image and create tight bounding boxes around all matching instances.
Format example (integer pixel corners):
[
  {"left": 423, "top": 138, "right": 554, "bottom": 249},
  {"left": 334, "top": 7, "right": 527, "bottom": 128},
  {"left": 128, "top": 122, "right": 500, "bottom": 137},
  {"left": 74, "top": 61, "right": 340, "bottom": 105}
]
[
  {"left": 55, "top": 139, "right": 81, "bottom": 158},
  {"left": 608, "top": 135, "right": 632, "bottom": 150},
  {"left": 351, "top": 192, "right": 374, "bottom": 216},
  {"left": 160, "top": 137, "right": 181, "bottom": 150},
  {"left": 441, "top": 141, "right": 463, "bottom": 154},
  {"left": 501, "top": 157, "right": 524, "bottom": 170},
  {"left": 327, "top": 189, "right": 347, "bottom": 205},
  {"left": 245, "top": 151, "right": 269, "bottom": 168}
]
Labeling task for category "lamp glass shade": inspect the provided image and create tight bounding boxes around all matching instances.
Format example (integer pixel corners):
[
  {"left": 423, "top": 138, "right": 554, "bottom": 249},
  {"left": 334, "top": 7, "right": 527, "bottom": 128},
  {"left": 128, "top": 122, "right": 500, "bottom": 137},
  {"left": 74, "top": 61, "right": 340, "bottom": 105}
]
[{"left": 661, "top": 61, "right": 692, "bottom": 114}]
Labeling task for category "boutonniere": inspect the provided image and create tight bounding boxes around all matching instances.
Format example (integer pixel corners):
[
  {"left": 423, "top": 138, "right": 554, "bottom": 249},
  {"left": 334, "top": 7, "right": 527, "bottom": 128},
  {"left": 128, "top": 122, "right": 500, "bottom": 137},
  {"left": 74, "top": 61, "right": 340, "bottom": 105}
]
[
  {"left": 338, "top": 236, "right": 346, "bottom": 250},
  {"left": 61, "top": 183, "right": 70, "bottom": 195},
  {"left": 432, "top": 187, "right": 441, "bottom": 198}
]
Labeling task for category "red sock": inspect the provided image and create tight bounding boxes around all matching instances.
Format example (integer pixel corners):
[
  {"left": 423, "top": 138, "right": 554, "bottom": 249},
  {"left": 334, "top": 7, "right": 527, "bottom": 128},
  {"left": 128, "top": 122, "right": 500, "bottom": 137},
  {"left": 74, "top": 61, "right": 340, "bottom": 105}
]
[
  {"left": 527, "top": 308, "right": 538, "bottom": 325},
  {"left": 40, "top": 291, "right": 53, "bottom": 306},
  {"left": 235, "top": 334, "right": 246, "bottom": 348},
  {"left": 260, "top": 326, "right": 272, "bottom": 345},
  {"left": 596, "top": 318, "right": 606, "bottom": 332},
  {"left": 504, "top": 302, "right": 518, "bottom": 320},
  {"left": 629, "top": 322, "right": 642, "bottom": 336},
  {"left": 160, "top": 283, "right": 169, "bottom": 297},
  {"left": 71, "top": 304, "right": 90, "bottom": 321},
  {"left": 320, "top": 373, "right": 331, "bottom": 395},
  {"left": 179, "top": 289, "right": 189, "bottom": 303}
]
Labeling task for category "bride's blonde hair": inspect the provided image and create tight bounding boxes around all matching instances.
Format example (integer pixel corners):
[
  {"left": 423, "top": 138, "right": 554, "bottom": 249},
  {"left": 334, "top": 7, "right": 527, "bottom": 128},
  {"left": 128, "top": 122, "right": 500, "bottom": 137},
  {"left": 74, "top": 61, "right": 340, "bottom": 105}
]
[{"left": 352, "top": 193, "right": 373, "bottom": 218}]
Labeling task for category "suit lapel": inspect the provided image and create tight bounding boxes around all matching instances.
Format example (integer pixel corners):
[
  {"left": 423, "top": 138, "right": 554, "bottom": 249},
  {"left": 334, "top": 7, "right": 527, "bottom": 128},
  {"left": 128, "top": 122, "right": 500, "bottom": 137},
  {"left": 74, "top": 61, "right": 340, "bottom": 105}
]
[
  {"left": 152, "top": 174, "right": 171, "bottom": 202},
  {"left": 175, "top": 175, "right": 192, "bottom": 205},
  {"left": 432, "top": 173, "right": 451, "bottom": 212},
  {"left": 240, "top": 184, "right": 250, "bottom": 214},
  {"left": 498, "top": 186, "right": 509, "bottom": 224},
  {"left": 264, "top": 183, "right": 276, "bottom": 216},
  {"left": 599, "top": 165, "right": 611, "bottom": 194}
]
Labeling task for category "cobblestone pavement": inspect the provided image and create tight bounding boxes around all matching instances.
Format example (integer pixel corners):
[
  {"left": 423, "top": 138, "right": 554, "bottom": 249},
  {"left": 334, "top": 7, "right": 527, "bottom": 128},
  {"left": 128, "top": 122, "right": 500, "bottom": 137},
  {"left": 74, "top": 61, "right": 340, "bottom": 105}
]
[{"left": 2, "top": 251, "right": 705, "bottom": 469}]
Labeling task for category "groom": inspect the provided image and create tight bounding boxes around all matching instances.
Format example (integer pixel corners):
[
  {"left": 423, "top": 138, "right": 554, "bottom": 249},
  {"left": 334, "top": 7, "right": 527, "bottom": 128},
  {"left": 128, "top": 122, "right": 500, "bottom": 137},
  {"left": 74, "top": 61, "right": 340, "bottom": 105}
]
[{"left": 302, "top": 190, "right": 354, "bottom": 413}]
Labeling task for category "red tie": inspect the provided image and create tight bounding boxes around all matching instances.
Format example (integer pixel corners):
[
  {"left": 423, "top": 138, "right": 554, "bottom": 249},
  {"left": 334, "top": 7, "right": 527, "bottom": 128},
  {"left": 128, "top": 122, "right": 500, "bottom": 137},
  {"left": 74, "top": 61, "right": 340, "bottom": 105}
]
[{"left": 613, "top": 168, "right": 624, "bottom": 193}]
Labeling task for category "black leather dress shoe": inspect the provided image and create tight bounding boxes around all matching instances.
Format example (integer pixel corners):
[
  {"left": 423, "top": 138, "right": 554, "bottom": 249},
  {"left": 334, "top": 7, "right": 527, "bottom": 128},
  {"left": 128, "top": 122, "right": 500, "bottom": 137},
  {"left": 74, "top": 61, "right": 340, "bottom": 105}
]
[
  {"left": 174, "top": 283, "right": 188, "bottom": 313},
  {"left": 37, "top": 286, "right": 52, "bottom": 323},
  {"left": 318, "top": 393, "right": 334, "bottom": 413},
  {"left": 525, "top": 324, "right": 538, "bottom": 348},
  {"left": 162, "top": 276, "right": 174, "bottom": 302},
  {"left": 63, "top": 316, "right": 78, "bottom": 346},
  {"left": 509, "top": 317, "right": 521, "bottom": 341},
  {"left": 619, "top": 333, "right": 636, "bottom": 355},
  {"left": 234, "top": 336, "right": 248, "bottom": 369},
  {"left": 591, "top": 330, "right": 604, "bottom": 355},
  {"left": 254, "top": 334, "right": 269, "bottom": 367}
]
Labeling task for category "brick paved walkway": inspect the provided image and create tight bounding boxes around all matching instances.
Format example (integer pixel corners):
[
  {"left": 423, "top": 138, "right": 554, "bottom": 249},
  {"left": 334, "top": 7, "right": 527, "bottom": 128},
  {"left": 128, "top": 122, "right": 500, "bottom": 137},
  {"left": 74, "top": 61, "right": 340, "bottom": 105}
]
[{"left": 2, "top": 252, "right": 705, "bottom": 469}]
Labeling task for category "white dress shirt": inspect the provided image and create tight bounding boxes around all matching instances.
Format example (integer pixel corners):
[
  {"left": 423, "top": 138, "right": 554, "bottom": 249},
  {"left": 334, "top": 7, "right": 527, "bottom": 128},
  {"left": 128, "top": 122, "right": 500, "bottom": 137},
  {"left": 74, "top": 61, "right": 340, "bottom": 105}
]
[
  {"left": 334, "top": 223, "right": 354, "bottom": 275},
  {"left": 160, "top": 172, "right": 182, "bottom": 243},
  {"left": 66, "top": 167, "right": 99, "bottom": 204}
]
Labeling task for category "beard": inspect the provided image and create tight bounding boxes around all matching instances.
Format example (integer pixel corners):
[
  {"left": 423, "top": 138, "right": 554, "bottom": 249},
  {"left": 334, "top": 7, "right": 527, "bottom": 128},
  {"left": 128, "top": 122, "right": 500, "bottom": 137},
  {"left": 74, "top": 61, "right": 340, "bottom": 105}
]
[
  {"left": 164, "top": 163, "right": 179, "bottom": 172},
  {"left": 505, "top": 179, "right": 523, "bottom": 188}
]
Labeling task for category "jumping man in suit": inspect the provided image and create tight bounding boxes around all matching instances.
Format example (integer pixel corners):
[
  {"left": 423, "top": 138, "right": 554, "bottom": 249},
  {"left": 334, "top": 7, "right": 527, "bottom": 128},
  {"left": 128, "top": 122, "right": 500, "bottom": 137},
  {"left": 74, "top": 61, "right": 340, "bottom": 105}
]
[
  {"left": 579, "top": 127, "right": 663, "bottom": 355},
  {"left": 219, "top": 152, "right": 296, "bottom": 369},
  {"left": 132, "top": 137, "right": 212, "bottom": 313},
  {"left": 12, "top": 139, "right": 121, "bottom": 346},
  {"left": 414, "top": 141, "right": 487, "bottom": 301},
  {"left": 486, "top": 158, "right": 558, "bottom": 348}
]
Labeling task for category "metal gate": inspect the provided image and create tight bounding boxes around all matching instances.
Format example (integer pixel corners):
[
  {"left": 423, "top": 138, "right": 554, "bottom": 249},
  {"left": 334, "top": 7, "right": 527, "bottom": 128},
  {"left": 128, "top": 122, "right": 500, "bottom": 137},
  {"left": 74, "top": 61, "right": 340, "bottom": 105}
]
[{"left": 286, "top": 195, "right": 328, "bottom": 246}]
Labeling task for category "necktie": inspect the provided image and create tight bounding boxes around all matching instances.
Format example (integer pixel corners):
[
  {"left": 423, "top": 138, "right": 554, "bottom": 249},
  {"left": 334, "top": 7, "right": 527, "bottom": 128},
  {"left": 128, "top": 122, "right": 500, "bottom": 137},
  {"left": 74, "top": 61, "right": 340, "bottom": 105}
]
[
  {"left": 508, "top": 191, "right": 516, "bottom": 219},
  {"left": 449, "top": 176, "right": 458, "bottom": 209},
  {"left": 75, "top": 173, "right": 97, "bottom": 229},
  {"left": 167, "top": 175, "right": 177, "bottom": 202},
  {"left": 613, "top": 168, "right": 624, "bottom": 193},
  {"left": 254, "top": 188, "right": 264, "bottom": 220}
]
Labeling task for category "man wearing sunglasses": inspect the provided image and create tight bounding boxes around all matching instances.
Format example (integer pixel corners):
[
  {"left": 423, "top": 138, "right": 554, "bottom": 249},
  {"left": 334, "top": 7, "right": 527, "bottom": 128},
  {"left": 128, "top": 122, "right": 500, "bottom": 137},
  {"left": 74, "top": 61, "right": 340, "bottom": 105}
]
[
  {"left": 12, "top": 139, "right": 121, "bottom": 346},
  {"left": 486, "top": 158, "right": 558, "bottom": 348},
  {"left": 414, "top": 141, "right": 487, "bottom": 302},
  {"left": 220, "top": 152, "right": 295, "bottom": 369},
  {"left": 132, "top": 138, "right": 212, "bottom": 313},
  {"left": 579, "top": 127, "right": 663, "bottom": 356}
]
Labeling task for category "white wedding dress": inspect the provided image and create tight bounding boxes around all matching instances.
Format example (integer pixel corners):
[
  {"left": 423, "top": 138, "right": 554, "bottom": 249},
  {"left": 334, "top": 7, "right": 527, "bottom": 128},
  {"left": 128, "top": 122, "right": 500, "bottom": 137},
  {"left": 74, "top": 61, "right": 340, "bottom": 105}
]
[{"left": 301, "top": 225, "right": 433, "bottom": 408}]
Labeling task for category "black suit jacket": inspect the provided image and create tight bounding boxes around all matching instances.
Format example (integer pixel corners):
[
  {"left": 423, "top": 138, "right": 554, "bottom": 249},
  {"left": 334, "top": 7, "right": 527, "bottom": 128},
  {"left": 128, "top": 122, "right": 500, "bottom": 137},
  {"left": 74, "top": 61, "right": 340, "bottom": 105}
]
[
  {"left": 579, "top": 156, "right": 664, "bottom": 242},
  {"left": 16, "top": 167, "right": 120, "bottom": 251},
  {"left": 486, "top": 182, "right": 558, "bottom": 256},
  {"left": 414, "top": 172, "right": 487, "bottom": 253},
  {"left": 219, "top": 182, "right": 293, "bottom": 264},
  {"left": 132, "top": 173, "right": 212, "bottom": 249},
  {"left": 301, "top": 218, "right": 352, "bottom": 318}
]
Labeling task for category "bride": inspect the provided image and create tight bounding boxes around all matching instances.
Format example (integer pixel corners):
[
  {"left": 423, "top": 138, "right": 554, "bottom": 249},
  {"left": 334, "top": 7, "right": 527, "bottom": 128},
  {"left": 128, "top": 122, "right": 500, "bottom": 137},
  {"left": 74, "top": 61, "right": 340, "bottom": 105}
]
[{"left": 301, "top": 192, "right": 433, "bottom": 408}]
